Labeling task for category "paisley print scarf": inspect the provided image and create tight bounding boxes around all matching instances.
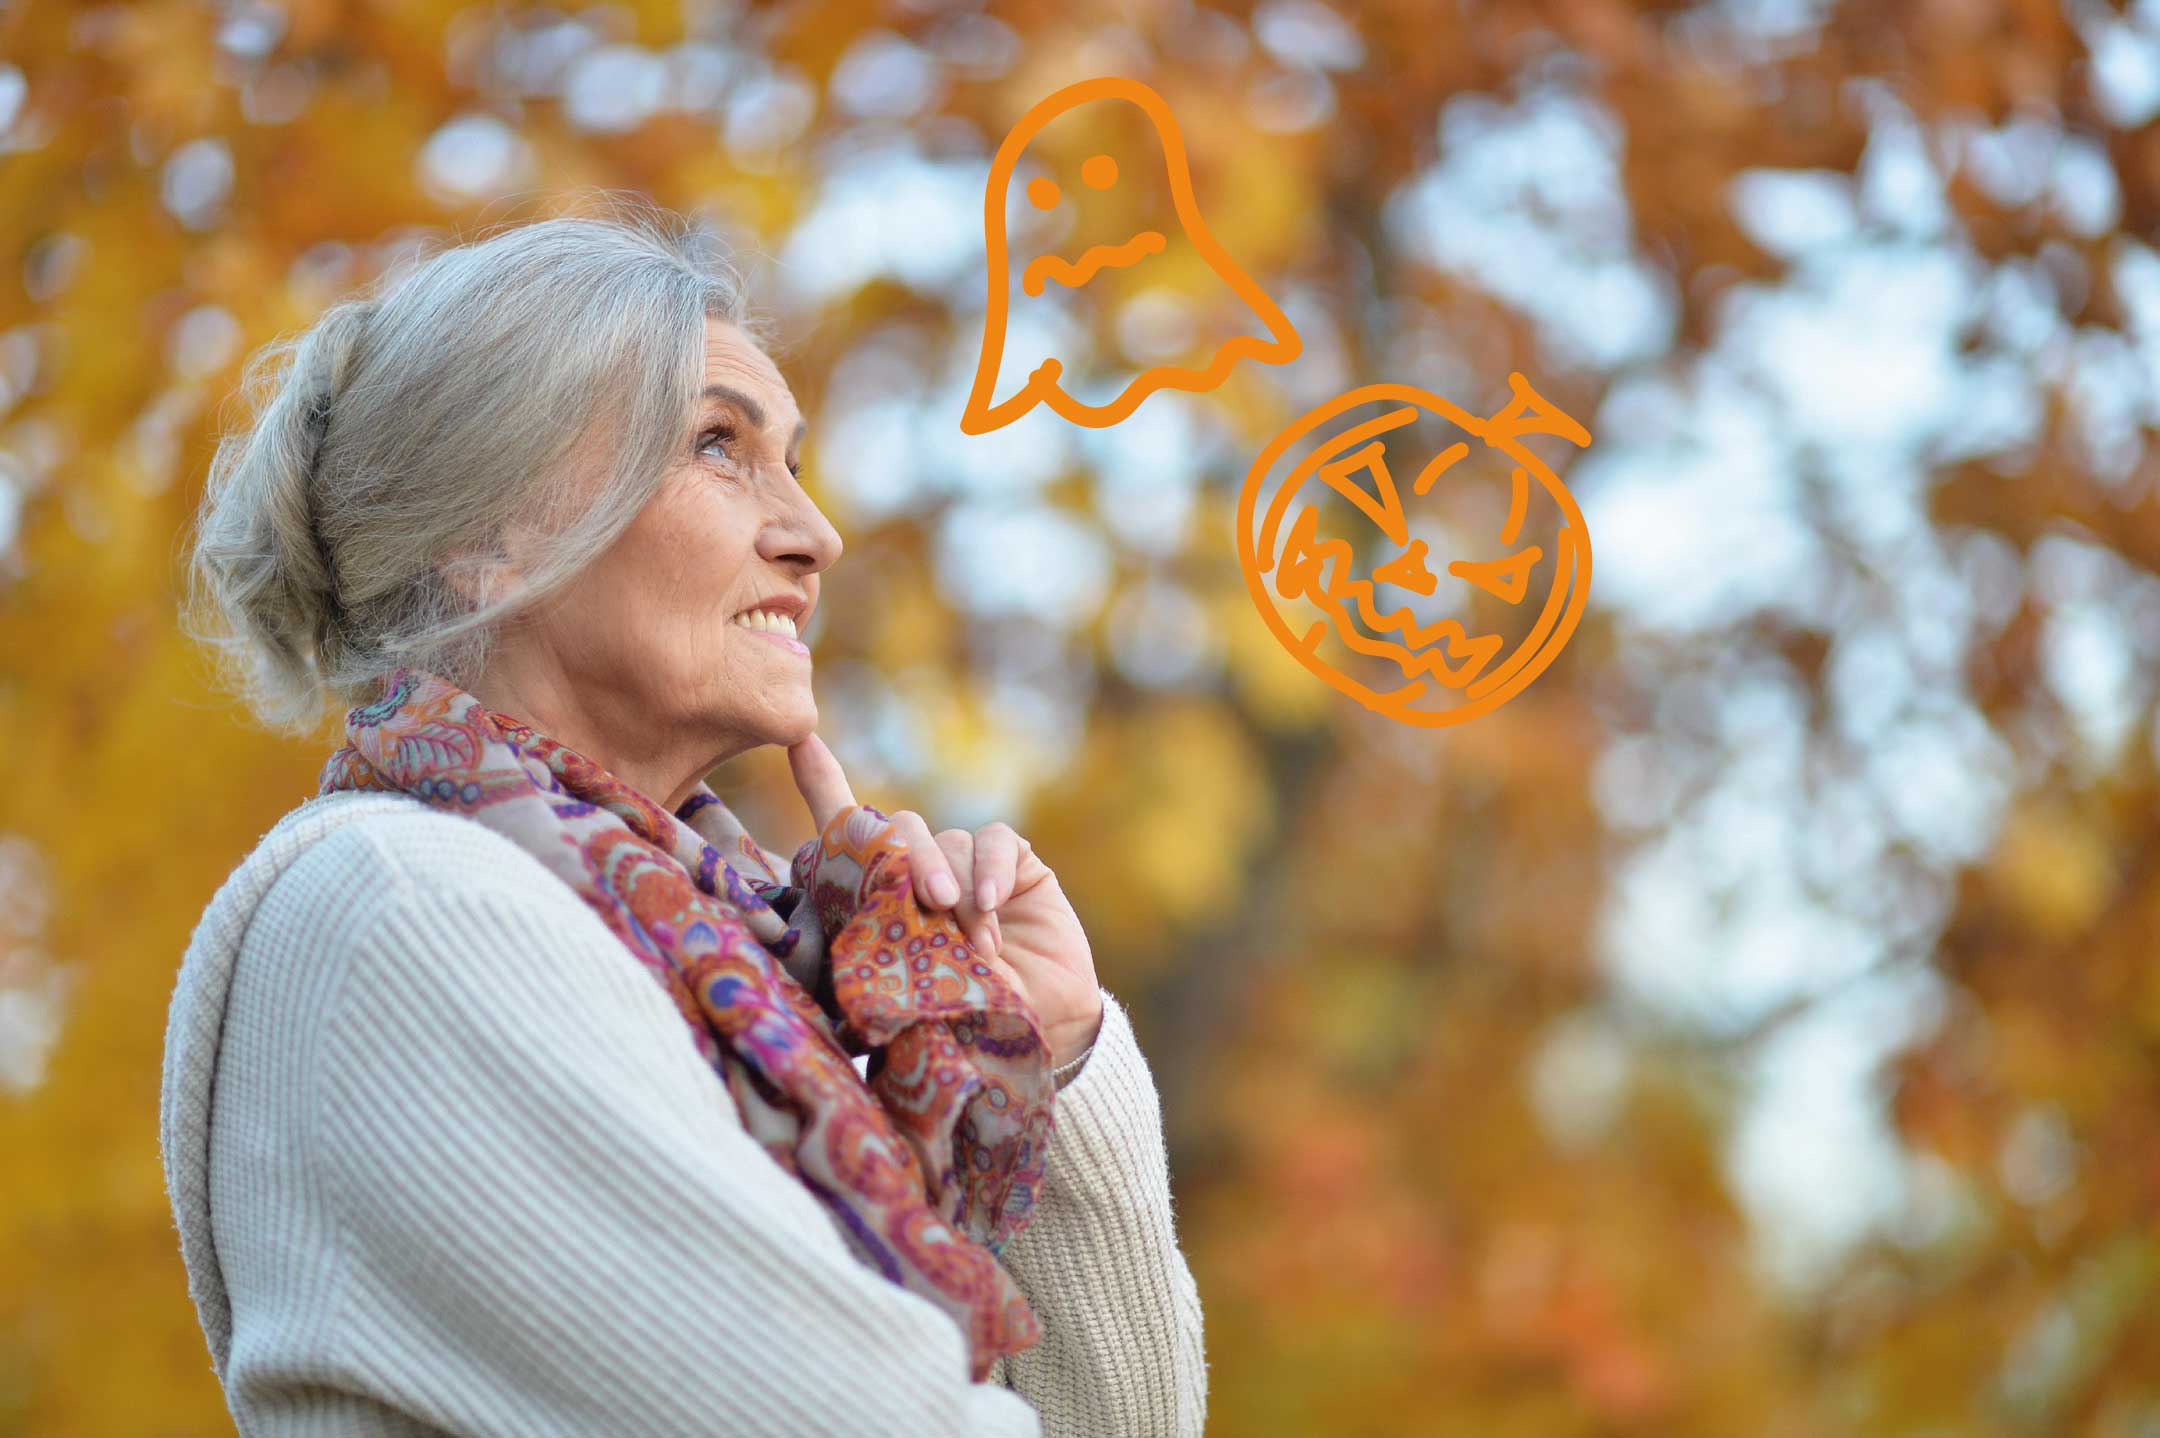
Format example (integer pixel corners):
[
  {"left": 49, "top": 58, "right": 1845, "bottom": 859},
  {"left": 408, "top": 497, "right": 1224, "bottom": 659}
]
[{"left": 318, "top": 666, "right": 1055, "bottom": 1380}]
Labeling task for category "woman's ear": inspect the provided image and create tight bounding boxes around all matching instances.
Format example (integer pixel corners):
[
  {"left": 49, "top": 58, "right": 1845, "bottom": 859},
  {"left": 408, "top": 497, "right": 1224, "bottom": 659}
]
[{"left": 439, "top": 541, "right": 524, "bottom": 608}]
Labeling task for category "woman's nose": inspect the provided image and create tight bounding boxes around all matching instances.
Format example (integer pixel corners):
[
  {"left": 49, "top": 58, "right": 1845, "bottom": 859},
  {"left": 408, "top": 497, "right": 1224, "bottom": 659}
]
[{"left": 760, "top": 482, "right": 843, "bottom": 574}]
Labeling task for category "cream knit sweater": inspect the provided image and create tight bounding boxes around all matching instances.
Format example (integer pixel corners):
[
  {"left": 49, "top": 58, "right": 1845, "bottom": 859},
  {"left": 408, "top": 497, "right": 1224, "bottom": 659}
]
[{"left": 159, "top": 789, "right": 1208, "bottom": 1436}]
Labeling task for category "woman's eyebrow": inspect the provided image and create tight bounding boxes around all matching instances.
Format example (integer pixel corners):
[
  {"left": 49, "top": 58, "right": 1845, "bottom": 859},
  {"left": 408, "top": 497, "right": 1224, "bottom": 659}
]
[
  {"left": 700, "top": 384, "right": 766, "bottom": 429},
  {"left": 701, "top": 383, "right": 807, "bottom": 448}
]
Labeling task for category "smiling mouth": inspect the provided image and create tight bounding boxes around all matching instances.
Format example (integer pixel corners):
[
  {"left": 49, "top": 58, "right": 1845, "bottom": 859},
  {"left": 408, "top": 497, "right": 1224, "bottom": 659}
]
[
  {"left": 732, "top": 606, "right": 811, "bottom": 658},
  {"left": 1021, "top": 230, "right": 1167, "bottom": 296},
  {"left": 1307, "top": 590, "right": 1503, "bottom": 687},
  {"left": 732, "top": 607, "right": 800, "bottom": 640}
]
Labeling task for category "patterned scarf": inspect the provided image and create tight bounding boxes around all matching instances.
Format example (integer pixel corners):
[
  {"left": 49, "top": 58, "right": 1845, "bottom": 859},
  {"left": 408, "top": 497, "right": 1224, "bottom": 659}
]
[{"left": 318, "top": 666, "right": 1054, "bottom": 1380}]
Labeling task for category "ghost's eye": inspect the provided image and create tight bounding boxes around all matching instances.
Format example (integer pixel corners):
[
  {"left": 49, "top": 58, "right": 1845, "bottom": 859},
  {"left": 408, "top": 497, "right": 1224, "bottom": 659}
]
[
  {"left": 1081, "top": 154, "right": 1118, "bottom": 189},
  {"left": 1027, "top": 177, "right": 1061, "bottom": 210}
]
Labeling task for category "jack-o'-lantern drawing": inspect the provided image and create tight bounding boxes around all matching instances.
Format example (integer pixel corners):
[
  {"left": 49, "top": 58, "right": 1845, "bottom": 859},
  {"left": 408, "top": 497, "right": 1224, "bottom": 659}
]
[{"left": 1235, "top": 375, "right": 1593, "bottom": 727}]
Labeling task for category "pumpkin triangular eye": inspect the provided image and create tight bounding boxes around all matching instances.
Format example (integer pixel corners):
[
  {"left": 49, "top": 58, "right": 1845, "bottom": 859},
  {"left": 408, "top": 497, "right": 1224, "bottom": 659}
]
[
  {"left": 1372, "top": 539, "right": 1438, "bottom": 595},
  {"left": 1447, "top": 546, "right": 1543, "bottom": 604},
  {"left": 1318, "top": 442, "right": 1410, "bottom": 547}
]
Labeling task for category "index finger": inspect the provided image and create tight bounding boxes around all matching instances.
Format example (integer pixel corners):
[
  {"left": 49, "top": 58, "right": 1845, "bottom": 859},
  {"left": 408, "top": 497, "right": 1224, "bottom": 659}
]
[{"left": 786, "top": 733, "right": 857, "bottom": 833}]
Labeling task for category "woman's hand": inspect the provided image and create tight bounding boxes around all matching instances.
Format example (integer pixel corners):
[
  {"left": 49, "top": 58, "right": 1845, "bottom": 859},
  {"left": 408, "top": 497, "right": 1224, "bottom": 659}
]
[{"left": 788, "top": 735, "right": 1104, "bottom": 1068}]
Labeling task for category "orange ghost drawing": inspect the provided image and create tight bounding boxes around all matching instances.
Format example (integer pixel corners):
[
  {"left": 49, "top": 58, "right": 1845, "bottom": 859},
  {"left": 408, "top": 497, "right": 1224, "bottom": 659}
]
[
  {"left": 1237, "top": 375, "right": 1594, "bottom": 728},
  {"left": 960, "top": 76, "right": 1301, "bottom": 436}
]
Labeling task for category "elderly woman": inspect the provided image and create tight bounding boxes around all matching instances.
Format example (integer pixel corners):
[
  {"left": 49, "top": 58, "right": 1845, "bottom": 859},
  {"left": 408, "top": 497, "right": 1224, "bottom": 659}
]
[{"left": 161, "top": 206, "right": 1206, "bottom": 1437}]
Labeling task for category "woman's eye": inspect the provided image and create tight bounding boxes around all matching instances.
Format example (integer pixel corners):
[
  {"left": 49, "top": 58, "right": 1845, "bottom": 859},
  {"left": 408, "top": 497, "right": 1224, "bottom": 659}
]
[{"left": 700, "top": 426, "right": 796, "bottom": 480}]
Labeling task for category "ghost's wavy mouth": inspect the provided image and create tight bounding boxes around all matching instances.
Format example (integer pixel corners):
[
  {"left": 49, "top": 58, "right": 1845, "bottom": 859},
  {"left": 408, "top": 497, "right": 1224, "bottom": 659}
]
[{"left": 1022, "top": 231, "right": 1166, "bottom": 296}]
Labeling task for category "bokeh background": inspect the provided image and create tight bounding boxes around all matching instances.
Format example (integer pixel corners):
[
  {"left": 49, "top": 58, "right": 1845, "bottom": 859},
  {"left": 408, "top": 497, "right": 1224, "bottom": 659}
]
[{"left": 7, "top": 0, "right": 2160, "bottom": 1432}]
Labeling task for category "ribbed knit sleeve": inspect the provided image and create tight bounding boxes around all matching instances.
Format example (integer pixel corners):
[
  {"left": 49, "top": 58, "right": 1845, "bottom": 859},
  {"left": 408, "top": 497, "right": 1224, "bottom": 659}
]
[
  {"left": 987, "top": 990, "right": 1210, "bottom": 1436},
  {"left": 300, "top": 834, "right": 1044, "bottom": 1436}
]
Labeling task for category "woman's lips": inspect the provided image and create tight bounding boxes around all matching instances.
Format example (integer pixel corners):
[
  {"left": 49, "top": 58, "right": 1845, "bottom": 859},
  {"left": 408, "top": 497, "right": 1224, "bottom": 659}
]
[
  {"left": 732, "top": 607, "right": 809, "bottom": 657},
  {"left": 740, "top": 626, "right": 810, "bottom": 657}
]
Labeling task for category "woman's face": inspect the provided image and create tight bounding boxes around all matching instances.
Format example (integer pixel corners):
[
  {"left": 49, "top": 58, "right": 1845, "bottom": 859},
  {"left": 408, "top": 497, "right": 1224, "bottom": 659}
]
[{"left": 487, "top": 316, "right": 842, "bottom": 786}]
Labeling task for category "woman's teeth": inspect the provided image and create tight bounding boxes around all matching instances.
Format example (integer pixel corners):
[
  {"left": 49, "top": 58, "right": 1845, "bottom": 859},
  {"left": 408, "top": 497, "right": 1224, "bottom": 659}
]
[{"left": 733, "top": 609, "right": 799, "bottom": 639}]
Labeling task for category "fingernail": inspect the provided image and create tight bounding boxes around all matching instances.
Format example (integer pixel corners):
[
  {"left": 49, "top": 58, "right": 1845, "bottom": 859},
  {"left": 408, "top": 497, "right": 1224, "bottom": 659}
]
[
  {"left": 930, "top": 873, "right": 959, "bottom": 907},
  {"left": 976, "top": 880, "right": 995, "bottom": 910}
]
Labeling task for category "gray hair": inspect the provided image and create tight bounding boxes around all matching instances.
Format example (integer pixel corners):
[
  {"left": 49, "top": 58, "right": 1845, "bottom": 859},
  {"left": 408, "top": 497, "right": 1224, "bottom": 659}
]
[{"left": 180, "top": 195, "right": 761, "bottom": 737}]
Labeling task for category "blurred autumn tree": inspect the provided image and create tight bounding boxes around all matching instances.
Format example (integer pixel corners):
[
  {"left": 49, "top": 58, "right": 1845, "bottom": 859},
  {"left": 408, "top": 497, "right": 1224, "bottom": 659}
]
[{"left": 6, "top": 0, "right": 2160, "bottom": 1433}]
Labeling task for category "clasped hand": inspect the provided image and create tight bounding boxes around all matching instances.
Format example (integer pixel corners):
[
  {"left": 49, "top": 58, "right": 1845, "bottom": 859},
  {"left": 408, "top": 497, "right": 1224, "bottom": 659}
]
[{"left": 787, "top": 735, "right": 1105, "bottom": 1069}]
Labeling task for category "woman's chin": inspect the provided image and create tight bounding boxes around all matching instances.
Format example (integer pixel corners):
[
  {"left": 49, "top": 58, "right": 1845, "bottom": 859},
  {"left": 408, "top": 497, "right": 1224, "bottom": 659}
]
[
  {"left": 756, "top": 694, "right": 819, "bottom": 750},
  {"left": 701, "top": 666, "right": 817, "bottom": 751}
]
